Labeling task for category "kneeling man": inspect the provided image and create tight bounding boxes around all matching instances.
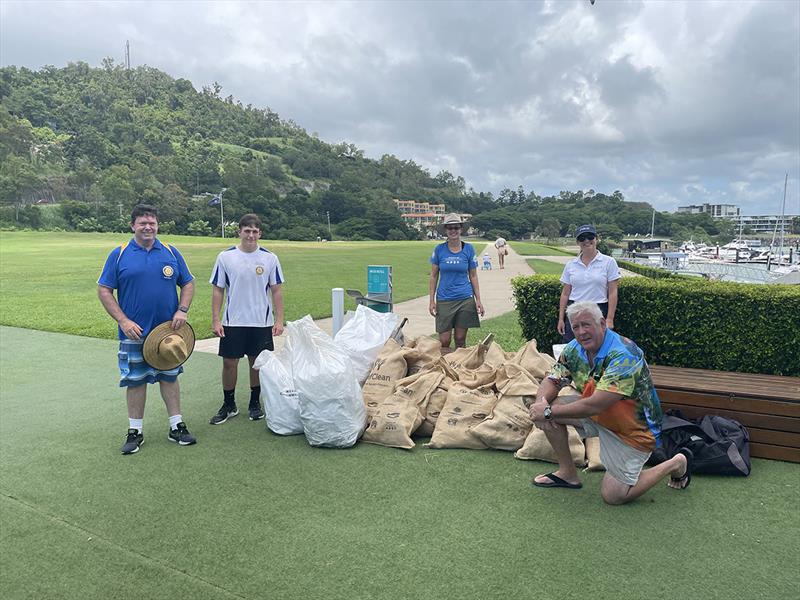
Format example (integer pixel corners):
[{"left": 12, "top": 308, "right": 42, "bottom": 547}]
[{"left": 528, "top": 301, "right": 692, "bottom": 504}]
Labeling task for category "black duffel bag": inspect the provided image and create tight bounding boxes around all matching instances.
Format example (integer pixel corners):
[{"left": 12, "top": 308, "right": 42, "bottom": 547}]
[{"left": 648, "top": 410, "right": 751, "bottom": 476}]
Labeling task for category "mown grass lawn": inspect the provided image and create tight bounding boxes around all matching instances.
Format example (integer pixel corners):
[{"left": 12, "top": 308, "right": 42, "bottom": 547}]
[
  {"left": 0, "top": 232, "right": 439, "bottom": 340},
  {"left": 526, "top": 258, "right": 566, "bottom": 275},
  {"left": 1, "top": 324, "right": 797, "bottom": 600},
  {"left": 508, "top": 241, "right": 574, "bottom": 256}
]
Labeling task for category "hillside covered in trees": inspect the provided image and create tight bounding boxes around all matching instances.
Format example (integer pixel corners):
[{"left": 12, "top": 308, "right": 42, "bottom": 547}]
[{"left": 0, "top": 61, "right": 732, "bottom": 242}]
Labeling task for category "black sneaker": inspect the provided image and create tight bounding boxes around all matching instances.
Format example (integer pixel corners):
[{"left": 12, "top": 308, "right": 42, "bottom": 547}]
[
  {"left": 209, "top": 403, "right": 238, "bottom": 425},
  {"left": 248, "top": 403, "right": 265, "bottom": 421},
  {"left": 167, "top": 422, "right": 197, "bottom": 446},
  {"left": 121, "top": 429, "right": 143, "bottom": 454}
]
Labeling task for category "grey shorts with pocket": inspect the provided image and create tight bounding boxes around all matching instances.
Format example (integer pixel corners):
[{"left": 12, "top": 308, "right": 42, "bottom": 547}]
[
  {"left": 435, "top": 297, "right": 481, "bottom": 333},
  {"left": 575, "top": 419, "right": 651, "bottom": 486}
]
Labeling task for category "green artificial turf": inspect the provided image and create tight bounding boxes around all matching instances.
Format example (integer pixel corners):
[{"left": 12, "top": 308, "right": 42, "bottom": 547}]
[
  {"left": 508, "top": 241, "right": 574, "bottom": 256},
  {"left": 1, "top": 325, "right": 798, "bottom": 600},
  {"left": 0, "top": 232, "right": 437, "bottom": 340},
  {"left": 526, "top": 258, "right": 566, "bottom": 275}
]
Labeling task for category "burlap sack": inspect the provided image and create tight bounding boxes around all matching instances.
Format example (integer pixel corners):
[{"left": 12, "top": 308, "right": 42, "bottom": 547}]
[
  {"left": 443, "top": 340, "right": 504, "bottom": 370},
  {"left": 507, "top": 339, "right": 556, "bottom": 380},
  {"left": 483, "top": 342, "right": 512, "bottom": 367},
  {"left": 362, "top": 339, "right": 410, "bottom": 422},
  {"left": 415, "top": 377, "right": 452, "bottom": 437},
  {"left": 362, "top": 370, "right": 444, "bottom": 449},
  {"left": 584, "top": 436, "right": 605, "bottom": 471},
  {"left": 496, "top": 364, "right": 540, "bottom": 397},
  {"left": 455, "top": 363, "right": 497, "bottom": 389},
  {"left": 405, "top": 336, "right": 442, "bottom": 375},
  {"left": 427, "top": 382, "right": 498, "bottom": 449},
  {"left": 443, "top": 346, "right": 477, "bottom": 370},
  {"left": 469, "top": 395, "right": 534, "bottom": 451},
  {"left": 557, "top": 385, "right": 582, "bottom": 403},
  {"left": 514, "top": 425, "right": 586, "bottom": 466},
  {"left": 470, "top": 366, "right": 539, "bottom": 451}
]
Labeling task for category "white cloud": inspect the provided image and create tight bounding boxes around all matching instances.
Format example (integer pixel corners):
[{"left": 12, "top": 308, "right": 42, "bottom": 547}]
[{"left": 1, "top": 0, "right": 798, "bottom": 216}]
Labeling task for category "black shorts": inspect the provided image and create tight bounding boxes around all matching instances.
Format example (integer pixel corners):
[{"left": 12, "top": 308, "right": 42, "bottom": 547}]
[{"left": 218, "top": 326, "right": 274, "bottom": 359}]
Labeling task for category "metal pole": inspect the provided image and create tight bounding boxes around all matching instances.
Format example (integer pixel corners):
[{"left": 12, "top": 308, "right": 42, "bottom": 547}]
[
  {"left": 331, "top": 288, "right": 344, "bottom": 337},
  {"left": 326, "top": 211, "right": 331, "bottom": 239},
  {"left": 220, "top": 189, "right": 225, "bottom": 238}
]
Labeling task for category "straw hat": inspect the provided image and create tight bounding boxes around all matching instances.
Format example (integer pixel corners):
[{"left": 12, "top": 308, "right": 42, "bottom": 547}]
[
  {"left": 142, "top": 321, "right": 195, "bottom": 371},
  {"left": 437, "top": 213, "right": 468, "bottom": 235}
]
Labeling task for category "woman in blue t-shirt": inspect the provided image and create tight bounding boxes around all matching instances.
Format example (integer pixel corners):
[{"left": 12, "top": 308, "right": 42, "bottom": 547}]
[{"left": 428, "top": 213, "right": 485, "bottom": 352}]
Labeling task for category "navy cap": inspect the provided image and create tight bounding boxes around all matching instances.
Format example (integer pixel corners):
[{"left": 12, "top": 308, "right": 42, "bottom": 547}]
[{"left": 575, "top": 224, "right": 597, "bottom": 238}]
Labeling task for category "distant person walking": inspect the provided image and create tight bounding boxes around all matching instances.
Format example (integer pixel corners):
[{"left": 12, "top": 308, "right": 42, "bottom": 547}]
[
  {"left": 494, "top": 237, "right": 508, "bottom": 269},
  {"left": 429, "top": 213, "right": 485, "bottom": 352},
  {"left": 558, "top": 224, "right": 620, "bottom": 342},
  {"left": 98, "top": 204, "right": 197, "bottom": 455},
  {"left": 209, "top": 214, "right": 285, "bottom": 424}
]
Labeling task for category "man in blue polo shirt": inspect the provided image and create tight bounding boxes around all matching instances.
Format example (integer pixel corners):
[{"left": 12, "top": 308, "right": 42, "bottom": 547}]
[{"left": 98, "top": 204, "right": 197, "bottom": 455}]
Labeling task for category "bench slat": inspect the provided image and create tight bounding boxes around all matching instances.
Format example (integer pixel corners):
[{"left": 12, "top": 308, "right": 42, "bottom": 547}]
[
  {"left": 660, "top": 403, "right": 800, "bottom": 434},
  {"left": 651, "top": 365, "right": 800, "bottom": 402},
  {"left": 749, "top": 443, "right": 800, "bottom": 463},
  {"left": 657, "top": 389, "right": 800, "bottom": 418},
  {"left": 746, "top": 428, "right": 800, "bottom": 448}
]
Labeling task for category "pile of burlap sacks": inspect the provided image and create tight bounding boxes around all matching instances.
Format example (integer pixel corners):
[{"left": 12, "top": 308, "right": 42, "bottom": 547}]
[{"left": 360, "top": 335, "right": 604, "bottom": 470}]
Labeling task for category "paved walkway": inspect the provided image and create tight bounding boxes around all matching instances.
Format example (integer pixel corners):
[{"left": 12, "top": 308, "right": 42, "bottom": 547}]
[{"left": 195, "top": 243, "right": 536, "bottom": 354}]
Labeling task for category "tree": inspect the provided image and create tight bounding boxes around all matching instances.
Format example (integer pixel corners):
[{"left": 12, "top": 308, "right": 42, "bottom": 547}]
[{"left": 536, "top": 217, "right": 561, "bottom": 241}]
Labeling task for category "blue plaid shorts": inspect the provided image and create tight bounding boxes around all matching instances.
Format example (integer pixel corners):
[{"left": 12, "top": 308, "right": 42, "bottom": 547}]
[{"left": 118, "top": 339, "right": 182, "bottom": 388}]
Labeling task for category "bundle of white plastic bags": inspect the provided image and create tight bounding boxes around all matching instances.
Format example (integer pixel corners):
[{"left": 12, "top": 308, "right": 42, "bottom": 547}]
[
  {"left": 334, "top": 305, "right": 400, "bottom": 384},
  {"left": 257, "top": 310, "right": 399, "bottom": 448}
]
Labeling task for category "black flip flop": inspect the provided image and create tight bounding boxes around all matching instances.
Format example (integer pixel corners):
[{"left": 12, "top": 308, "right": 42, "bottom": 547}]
[
  {"left": 532, "top": 473, "right": 583, "bottom": 489},
  {"left": 670, "top": 447, "right": 694, "bottom": 490}
]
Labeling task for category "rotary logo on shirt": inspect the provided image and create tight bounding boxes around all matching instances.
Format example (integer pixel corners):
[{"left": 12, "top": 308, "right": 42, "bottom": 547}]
[
  {"left": 255, "top": 265, "right": 264, "bottom": 275},
  {"left": 162, "top": 265, "right": 174, "bottom": 278}
]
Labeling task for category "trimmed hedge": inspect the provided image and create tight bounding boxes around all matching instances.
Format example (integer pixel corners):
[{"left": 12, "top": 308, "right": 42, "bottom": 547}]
[
  {"left": 617, "top": 259, "right": 686, "bottom": 279},
  {"left": 512, "top": 275, "right": 800, "bottom": 376}
]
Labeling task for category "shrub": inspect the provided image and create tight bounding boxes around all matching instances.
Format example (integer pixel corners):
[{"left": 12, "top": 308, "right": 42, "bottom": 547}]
[
  {"left": 618, "top": 259, "right": 685, "bottom": 279},
  {"left": 187, "top": 219, "right": 212, "bottom": 236},
  {"left": 512, "top": 275, "right": 800, "bottom": 376},
  {"left": 76, "top": 217, "right": 102, "bottom": 232}
]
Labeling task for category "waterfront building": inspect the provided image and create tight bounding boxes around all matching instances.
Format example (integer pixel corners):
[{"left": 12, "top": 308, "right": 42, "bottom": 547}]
[{"left": 677, "top": 203, "right": 740, "bottom": 218}]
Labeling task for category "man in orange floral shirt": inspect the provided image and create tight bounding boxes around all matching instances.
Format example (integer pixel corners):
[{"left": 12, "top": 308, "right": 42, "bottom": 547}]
[{"left": 528, "top": 301, "right": 693, "bottom": 504}]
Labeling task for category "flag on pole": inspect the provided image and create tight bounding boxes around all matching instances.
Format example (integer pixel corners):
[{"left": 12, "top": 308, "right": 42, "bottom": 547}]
[{"left": 207, "top": 196, "right": 221, "bottom": 207}]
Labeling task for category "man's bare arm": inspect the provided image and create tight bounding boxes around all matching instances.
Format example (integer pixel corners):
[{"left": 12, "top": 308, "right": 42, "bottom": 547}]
[{"left": 98, "top": 285, "right": 142, "bottom": 340}]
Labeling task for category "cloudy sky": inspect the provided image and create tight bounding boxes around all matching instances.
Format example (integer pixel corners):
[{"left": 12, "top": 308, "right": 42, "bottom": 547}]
[{"left": 2, "top": 0, "right": 799, "bottom": 215}]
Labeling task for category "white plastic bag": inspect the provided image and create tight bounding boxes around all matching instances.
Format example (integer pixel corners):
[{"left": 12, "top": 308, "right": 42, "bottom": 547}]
[
  {"left": 253, "top": 343, "right": 303, "bottom": 436},
  {"left": 288, "top": 315, "right": 366, "bottom": 448},
  {"left": 334, "top": 305, "right": 399, "bottom": 384}
]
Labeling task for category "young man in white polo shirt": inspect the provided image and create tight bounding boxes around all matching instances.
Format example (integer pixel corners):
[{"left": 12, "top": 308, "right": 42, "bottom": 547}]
[{"left": 209, "top": 214, "right": 285, "bottom": 423}]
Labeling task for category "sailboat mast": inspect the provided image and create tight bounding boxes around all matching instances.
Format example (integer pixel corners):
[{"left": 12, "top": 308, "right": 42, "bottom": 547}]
[{"left": 779, "top": 172, "right": 788, "bottom": 261}]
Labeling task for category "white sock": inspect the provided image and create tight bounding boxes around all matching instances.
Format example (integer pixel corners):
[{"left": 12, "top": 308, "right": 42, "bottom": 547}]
[
  {"left": 129, "top": 418, "right": 143, "bottom": 433},
  {"left": 168, "top": 414, "right": 183, "bottom": 430}
]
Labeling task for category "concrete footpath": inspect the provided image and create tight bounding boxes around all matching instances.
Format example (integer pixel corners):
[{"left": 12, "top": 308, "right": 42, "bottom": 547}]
[{"left": 195, "top": 243, "right": 537, "bottom": 355}]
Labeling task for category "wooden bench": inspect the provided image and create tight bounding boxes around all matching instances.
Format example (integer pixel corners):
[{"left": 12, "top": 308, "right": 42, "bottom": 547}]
[{"left": 650, "top": 365, "right": 800, "bottom": 463}]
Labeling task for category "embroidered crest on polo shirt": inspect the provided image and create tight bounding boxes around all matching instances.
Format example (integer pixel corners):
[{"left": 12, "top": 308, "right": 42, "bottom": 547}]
[
  {"left": 162, "top": 265, "right": 174, "bottom": 278},
  {"left": 255, "top": 265, "right": 264, "bottom": 275}
]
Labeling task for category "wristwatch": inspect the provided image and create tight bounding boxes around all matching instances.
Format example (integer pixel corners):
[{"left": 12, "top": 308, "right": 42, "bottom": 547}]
[
  {"left": 543, "top": 405, "right": 553, "bottom": 420},
  {"left": 178, "top": 305, "right": 189, "bottom": 313}
]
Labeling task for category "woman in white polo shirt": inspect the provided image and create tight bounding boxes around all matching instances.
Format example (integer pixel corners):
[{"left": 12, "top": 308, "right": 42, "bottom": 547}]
[{"left": 557, "top": 224, "right": 620, "bottom": 342}]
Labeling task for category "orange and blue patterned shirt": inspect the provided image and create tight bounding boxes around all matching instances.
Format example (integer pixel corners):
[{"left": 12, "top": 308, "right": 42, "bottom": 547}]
[{"left": 549, "top": 329, "right": 662, "bottom": 452}]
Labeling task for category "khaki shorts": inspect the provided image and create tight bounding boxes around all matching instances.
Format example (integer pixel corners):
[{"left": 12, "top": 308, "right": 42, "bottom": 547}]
[
  {"left": 435, "top": 297, "right": 480, "bottom": 333},
  {"left": 575, "top": 419, "right": 650, "bottom": 486}
]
